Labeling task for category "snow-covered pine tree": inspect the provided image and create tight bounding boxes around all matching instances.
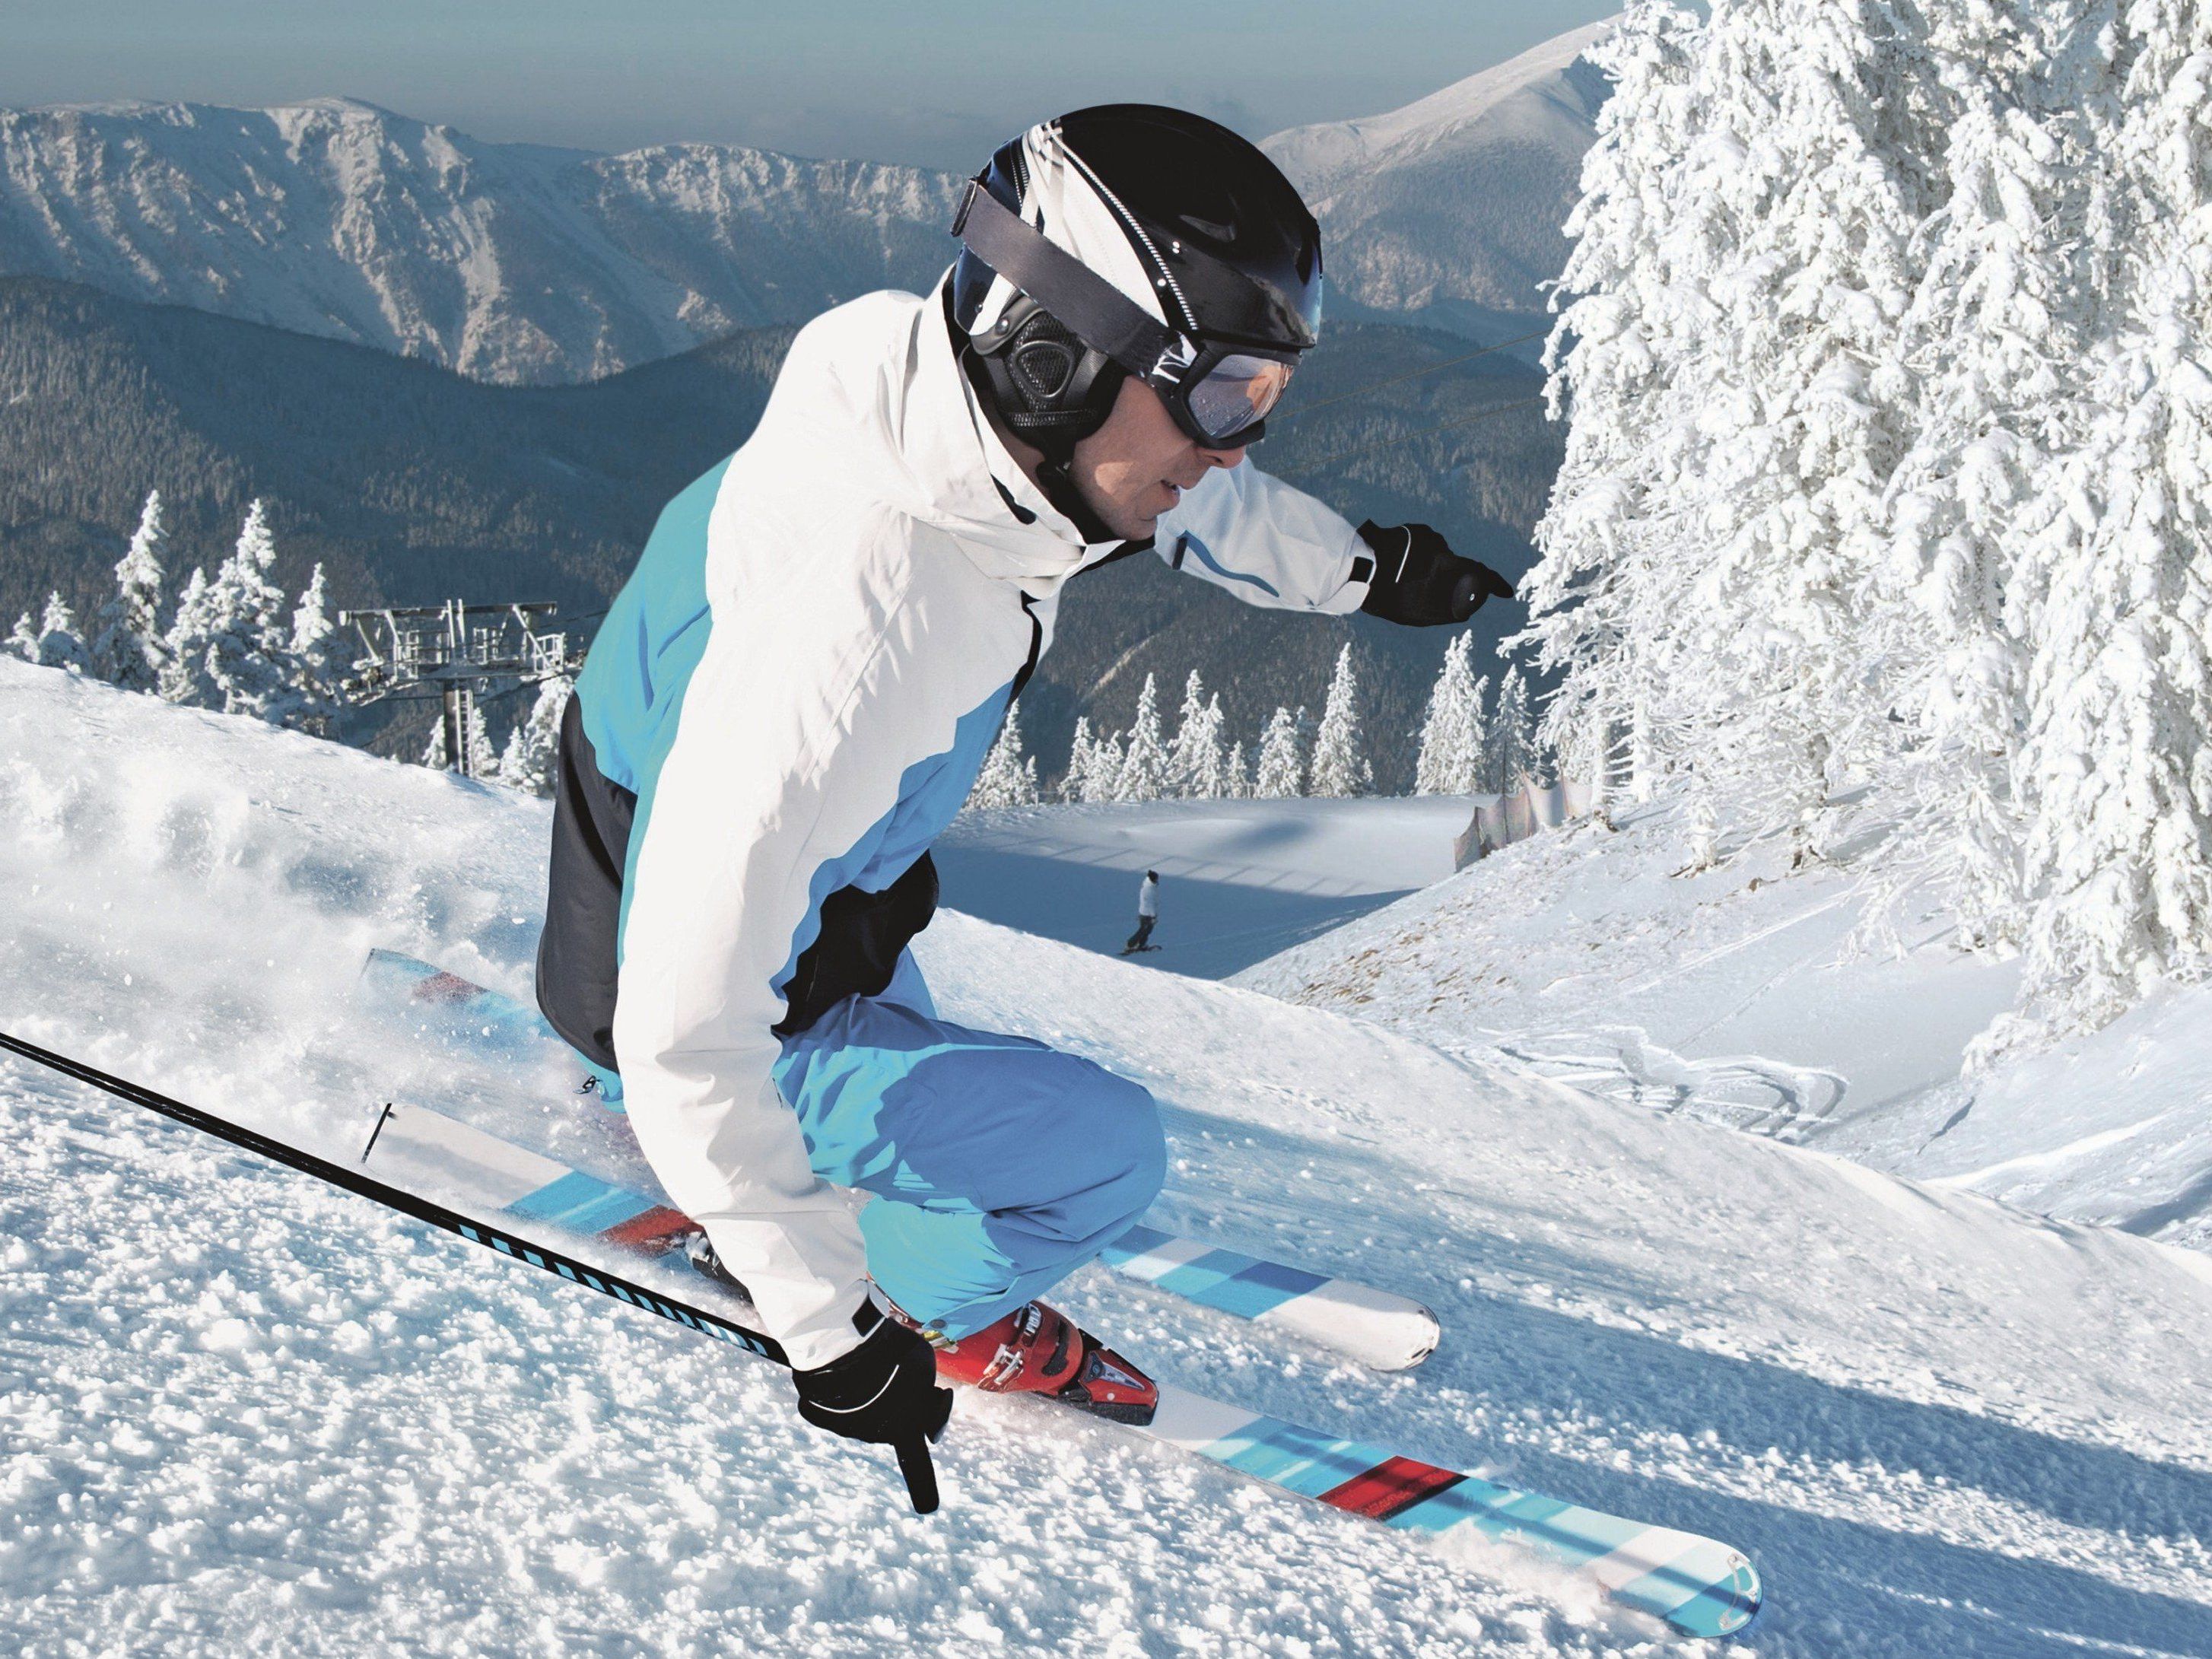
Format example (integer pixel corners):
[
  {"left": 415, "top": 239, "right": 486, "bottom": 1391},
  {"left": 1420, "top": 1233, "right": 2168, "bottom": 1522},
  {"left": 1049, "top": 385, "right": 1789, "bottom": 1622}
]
[
  {"left": 1116, "top": 672, "right": 1171, "bottom": 802},
  {"left": 1253, "top": 705, "right": 1305, "bottom": 798},
  {"left": 1863, "top": 0, "right": 2116, "bottom": 938},
  {"left": 1487, "top": 666, "right": 1533, "bottom": 795},
  {"left": 1086, "top": 729, "right": 1127, "bottom": 803},
  {"left": 496, "top": 674, "right": 574, "bottom": 796},
  {"left": 159, "top": 567, "right": 219, "bottom": 707},
  {"left": 1186, "top": 694, "right": 1228, "bottom": 799},
  {"left": 90, "top": 491, "right": 168, "bottom": 692},
  {"left": 1415, "top": 634, "right": 1486, "bottom": 794},
  {"left": 463, "top": 699, "right": 500, "bottom": 778},
  {"left": 1062, "top": 717, "right": 1098, "bottom": 803},
  {"left": 1223, "top": 739, "right": 1251, "bottom": 799},
  {"left": 1167, "top": 669, "right": 1208, "bottom": 798},
  {"left": 421, "top": 697, "right": 497, "bottom": 777},
  {"left": 1467, "top": 675, "right": 1490, "bottom": 795},
  {"left": 203, "top": 500, "right": 294, "bottom": 720},
  {"left": 274, "top": 564, "right": 349, "bottom": 734},
  {"left": 1308, "top": 645, "right": 1371, "bottom": 798},
  {"left": 4, "top": 612, "right": 37, "bottom": 662},
  {"left": 1985, "top": 0, "right": 2212, "bottom": 1050},
  {"left": 1166, "top": 670, "right": 1230, "bottom": 799},
  {"left": 33, "top": 594, "right": 87, "bottom": 673},
  {"left": 1528, "top": 0, "right": 2212, "bottom": 1050},
  {"left": 967, "top": 701, "right": 1042, "bottom": 809},
  {"left": 1526, "top": 0, "right": 1931, "bottom": 852},
  {"left": 1414, "top": 635, "right": 1465, "bottom": 794}
]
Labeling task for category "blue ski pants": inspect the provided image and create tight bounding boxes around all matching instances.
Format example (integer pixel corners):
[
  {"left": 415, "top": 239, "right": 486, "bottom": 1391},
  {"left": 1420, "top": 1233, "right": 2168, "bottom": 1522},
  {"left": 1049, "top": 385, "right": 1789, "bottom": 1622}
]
[{"left": 586, "top": 955, "right": 1166, "bottom": 1340}]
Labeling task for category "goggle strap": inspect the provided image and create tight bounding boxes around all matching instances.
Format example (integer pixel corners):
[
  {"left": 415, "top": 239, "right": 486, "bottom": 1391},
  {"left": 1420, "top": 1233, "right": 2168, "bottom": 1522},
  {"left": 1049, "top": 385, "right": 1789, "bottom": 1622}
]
[{"left": 955, "top": 182, "right": 1186, "bottom": 383}]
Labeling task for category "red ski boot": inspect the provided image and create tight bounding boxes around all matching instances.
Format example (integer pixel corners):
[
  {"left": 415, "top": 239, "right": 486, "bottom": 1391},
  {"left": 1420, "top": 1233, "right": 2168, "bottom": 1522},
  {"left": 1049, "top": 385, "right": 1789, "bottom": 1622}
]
[{"left": 893, "top": 1298, "right": 1159, "bottom": 1426}]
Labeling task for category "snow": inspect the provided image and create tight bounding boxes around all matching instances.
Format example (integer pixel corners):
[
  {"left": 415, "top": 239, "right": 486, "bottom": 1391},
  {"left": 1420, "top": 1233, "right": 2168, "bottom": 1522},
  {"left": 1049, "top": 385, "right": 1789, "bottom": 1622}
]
[
  {"left": 1238, "top": 787, "right": 2212, "bottom": 1251},
  {"left": 936, "top": 796, "right": 1478, "bottom": 979},
  {"left": 5, "top": 659, "right": 2212, "bottom": 1654}
]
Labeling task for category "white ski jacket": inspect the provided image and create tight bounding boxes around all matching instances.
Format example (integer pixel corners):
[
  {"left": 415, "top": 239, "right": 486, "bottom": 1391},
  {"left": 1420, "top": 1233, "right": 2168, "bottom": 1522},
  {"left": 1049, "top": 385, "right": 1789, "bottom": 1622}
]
[{"left": 555, "top": 279, "right": 1371, "bottom": 1367}]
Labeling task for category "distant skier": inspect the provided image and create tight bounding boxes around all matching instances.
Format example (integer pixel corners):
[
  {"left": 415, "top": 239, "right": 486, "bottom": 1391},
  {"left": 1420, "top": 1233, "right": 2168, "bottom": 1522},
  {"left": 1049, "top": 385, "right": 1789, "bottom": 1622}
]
[
  {"left": 532, "top": 106, "right": 1515, "bottom": 1495},
  {"left": 1125, "top": 870, "right": 1161, "bottom": 953}
]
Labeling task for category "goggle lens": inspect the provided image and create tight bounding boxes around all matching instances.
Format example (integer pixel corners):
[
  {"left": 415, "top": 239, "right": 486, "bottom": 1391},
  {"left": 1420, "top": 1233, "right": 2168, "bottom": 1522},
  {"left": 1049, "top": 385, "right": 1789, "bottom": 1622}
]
[{"left": 1185, "top": 353, "right": 1295, "bottom": 444}]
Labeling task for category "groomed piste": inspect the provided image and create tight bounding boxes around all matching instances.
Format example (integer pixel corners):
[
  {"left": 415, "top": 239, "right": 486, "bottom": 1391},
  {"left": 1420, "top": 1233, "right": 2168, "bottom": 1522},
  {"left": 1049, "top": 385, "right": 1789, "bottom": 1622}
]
[{"left": 5, "top": 659, "right": 2211, "bottom": 1655}]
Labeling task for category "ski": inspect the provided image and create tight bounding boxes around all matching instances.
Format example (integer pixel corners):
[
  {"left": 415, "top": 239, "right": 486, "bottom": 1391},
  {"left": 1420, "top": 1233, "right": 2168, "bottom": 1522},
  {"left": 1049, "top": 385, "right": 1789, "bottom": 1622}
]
[
  {"left": 1098, "top": 1224, "right": 1435, "bottom": 1371},
  {"left": 356, "top": 1094, "right": 1760, "bottom": 1637},
  {"left": 361, "top": 948, "right": 1442, "bottom": 1370},
  {"left": 1149, "top": 1387, "right": 1760, "bottom": 1638}
]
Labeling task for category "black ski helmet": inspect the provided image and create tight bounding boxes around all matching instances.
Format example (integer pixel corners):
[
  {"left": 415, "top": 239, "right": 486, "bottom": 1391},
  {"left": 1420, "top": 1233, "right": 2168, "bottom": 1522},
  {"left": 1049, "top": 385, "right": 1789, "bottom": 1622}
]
[{"left": 950, "top": 105, "right": 1324, "bottom": 462}]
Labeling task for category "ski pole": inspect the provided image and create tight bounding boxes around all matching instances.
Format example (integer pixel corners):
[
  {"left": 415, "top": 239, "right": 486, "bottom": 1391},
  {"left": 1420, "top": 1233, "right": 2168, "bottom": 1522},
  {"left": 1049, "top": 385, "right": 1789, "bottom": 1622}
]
[{"left": 0, "top": 1026, "right": 942, "bottom": 1514}]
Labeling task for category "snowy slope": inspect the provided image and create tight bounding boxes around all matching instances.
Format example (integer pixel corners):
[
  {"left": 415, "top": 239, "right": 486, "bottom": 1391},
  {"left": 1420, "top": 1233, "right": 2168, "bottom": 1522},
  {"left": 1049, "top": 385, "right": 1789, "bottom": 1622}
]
[
  {"left": 0, "top": 99, "right": 962, "bottom": 384},
  {"left": 5, "top": 659, "right": 2212, "bottom": 1656},
  {"left": 1238, "top": 790, "right": 2212, "bottom": 1254},
  {"left": 1261, "top": 21, "right": 1613, "bottom": 338},
  {"left": 936, "top": 796, "right": 1481, "bottom": 978}
]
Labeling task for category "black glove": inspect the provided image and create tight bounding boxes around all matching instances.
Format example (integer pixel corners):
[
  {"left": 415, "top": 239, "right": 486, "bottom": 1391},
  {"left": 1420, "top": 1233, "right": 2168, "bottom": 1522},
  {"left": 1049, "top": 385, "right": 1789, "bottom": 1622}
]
[
  {"left": 1355, "top": 520, "right": 1516, "bottom": 627},
  {"left": 792, "top": 1308, "right": 954, "bottom": 1514}
]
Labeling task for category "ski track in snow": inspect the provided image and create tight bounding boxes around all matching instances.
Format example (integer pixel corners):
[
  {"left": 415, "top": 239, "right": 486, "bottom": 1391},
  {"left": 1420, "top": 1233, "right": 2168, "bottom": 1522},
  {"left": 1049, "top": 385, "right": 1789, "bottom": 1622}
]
[
  {"left": 5, "top": 662, "right": 2212, "bottom": 1656},
  {"left": 1237, "top": 794, "right": 2212, "bottom": 1254}
]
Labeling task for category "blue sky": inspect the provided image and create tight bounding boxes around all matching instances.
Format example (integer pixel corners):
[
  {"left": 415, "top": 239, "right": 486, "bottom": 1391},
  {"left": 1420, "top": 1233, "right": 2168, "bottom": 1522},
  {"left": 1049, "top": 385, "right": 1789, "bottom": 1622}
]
[{"left": 2, "top": 0, "right": 1620, "bottom": 169}]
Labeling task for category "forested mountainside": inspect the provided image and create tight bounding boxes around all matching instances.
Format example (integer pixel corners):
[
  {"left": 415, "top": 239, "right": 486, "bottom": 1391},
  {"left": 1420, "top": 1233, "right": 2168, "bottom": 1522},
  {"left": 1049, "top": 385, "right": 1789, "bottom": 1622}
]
[{"left": 0, "top": 278, "right": 1559, "bottom": 788}]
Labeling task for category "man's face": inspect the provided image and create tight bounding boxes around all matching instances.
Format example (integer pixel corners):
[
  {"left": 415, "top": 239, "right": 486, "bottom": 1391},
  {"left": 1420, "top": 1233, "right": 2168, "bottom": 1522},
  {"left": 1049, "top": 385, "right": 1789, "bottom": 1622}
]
[{"left": 1066, "top": 376, "right": 1247, "bottom": 540}]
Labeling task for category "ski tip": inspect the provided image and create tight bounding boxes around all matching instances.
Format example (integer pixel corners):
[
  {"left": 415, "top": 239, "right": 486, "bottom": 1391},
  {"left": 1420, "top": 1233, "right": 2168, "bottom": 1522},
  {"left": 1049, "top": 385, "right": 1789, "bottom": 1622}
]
[
  {"left": 1672, "top": 1554, "right": 1763, "bottom": 1638},
  {"left": 1390, "top": 1306, "right": 1442, "bottom": 1371},
  {"left": 1640, "top": 1548, "right": 1762, "bottom": 1639}
]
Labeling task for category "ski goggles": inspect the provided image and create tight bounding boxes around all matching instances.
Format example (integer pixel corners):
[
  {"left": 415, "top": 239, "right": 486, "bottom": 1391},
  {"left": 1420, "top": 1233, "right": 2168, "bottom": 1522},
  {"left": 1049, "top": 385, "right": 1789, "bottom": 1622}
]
[
  {"left": 955, "top": 180, "right": 1307, "bottom": 448},
  {"left": 1162, "top": 345, "right": 1299, "bottom": 449}
]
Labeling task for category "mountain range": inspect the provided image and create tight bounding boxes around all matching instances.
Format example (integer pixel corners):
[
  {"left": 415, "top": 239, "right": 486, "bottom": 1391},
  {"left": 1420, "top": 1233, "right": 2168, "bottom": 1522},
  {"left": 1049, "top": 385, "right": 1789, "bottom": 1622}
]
[
  {"left": 0, "top": 21, "right": 1611, "bottom": 383},
  {"left": 1262, "top": 21, "right": 1615, "bottom": 341},
  {"left": 0, "top": 97, "right": 964, "bottom": 386}
]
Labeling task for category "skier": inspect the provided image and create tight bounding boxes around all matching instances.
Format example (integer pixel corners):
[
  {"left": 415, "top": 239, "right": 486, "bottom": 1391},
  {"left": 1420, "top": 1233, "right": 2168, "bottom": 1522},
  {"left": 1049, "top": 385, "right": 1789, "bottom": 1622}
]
[
  {"left": 1125, "top": 870, "right": 1161, "bottom": 953},
  {"left": 532, "top": 105, "right": 1514, "bottom": 1486}
]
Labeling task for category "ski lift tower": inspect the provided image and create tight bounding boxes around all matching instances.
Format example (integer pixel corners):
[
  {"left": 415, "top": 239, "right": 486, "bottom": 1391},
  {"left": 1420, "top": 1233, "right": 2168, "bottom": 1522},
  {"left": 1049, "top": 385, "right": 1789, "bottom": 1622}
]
[{"left": 338, "top": 600, "right": 574, "bottom": 778}]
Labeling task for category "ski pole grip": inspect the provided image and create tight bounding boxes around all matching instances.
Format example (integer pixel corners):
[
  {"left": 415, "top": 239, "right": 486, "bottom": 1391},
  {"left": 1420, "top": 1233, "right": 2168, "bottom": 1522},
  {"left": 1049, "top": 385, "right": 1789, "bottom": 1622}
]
[{"left": 892, "top": 1435, "right": 939, "bottom": 1515}]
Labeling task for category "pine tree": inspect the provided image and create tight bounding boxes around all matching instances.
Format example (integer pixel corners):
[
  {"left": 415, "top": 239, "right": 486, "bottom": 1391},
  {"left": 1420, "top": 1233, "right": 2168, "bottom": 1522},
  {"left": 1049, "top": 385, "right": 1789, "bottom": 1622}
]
[
  {"left": 968, "top": 701, "right": 1042, "bottom": 809},
  {"left": 463, "top": 699, "right": 500, "bottom": 778},
  {"left": 1985, "top": 0, "right": 2212, "bottom": 1050},
  {"left": 204, "top": 500, "right": 293, "bottom": 720},
  {"left": 1223, "top": 739, "right": 1251, "bottom": 799},
  {"left": 4, "top": 612, "right": 37, "bottom": 663},
  {"left": 159, "top": 567, "right": 219, "bottom": 707},
  {"left": 1086, "top": 729, "right": 1127, "bottom": 803},
  {"left": 1308, "top": 645, "right": 1371, "bottom": 798},
  {"left": 274, "top": 563, "right": 348, "bottom": 734},
  {"left": 419, "top": 696, "right": 497, "bottom": 777},
  {"left": 1527, "top": 0, "right": 1933, "bottom": 841},
  {"left": 90, "top": 490, "right": 168, "bottom": 692},
  {"left": 1467, "top": 675, "right": 1490, "bottom": 793},
  {"left": 1178, "top": 692, "right": 1228, "bottom": 799},
  {"left": 33, "top": 594, "right": 87, "bottom": 673},
  {"left": 1487, "top": 666, "right": 1533, "bottom": 794},
  {"left": 496, "top": 674, "right": 574, "bottom": 796},
  {"left": 1254, "top": 705, "right": 1305, "bottom": 799},
  {"left": 1116, "top": 672, "right": 1171, "bottom": 802},
  {"left": 1415, "top": 634, "right": 1486, "bottom": 794},
  {"left": 1062, "top": 717, "right": 1097, "bottom": 803},
  {"left": 1168, "top": 670, "right": 1215, "bottom": 799}
]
